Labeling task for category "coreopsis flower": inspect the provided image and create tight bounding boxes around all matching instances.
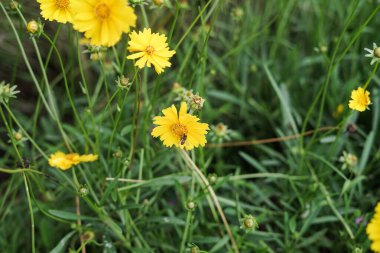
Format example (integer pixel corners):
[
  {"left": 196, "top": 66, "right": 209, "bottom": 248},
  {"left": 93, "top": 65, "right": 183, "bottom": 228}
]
[
  {"left": 71, "top": 0, "right": 136, "bottom": 47},
  {"left": 37, "top": 0, "right": 73, "bottom": 23},
  {"left": 367, "top": 202, "right": 380, "bottom": 253},
  {"left": 151, "top": 102, "right": 209, "bottom": 150},
  {"left": 348, "top": 87, "right": 371, "bottom": 112},
  {"left": 48, "top": 151, "right": 98, "bottom": 170},
  {"left": 127, "top": 28, "right": 175, "bottom": 74},
  {"left": 364, "top": 43, "right": 380, "bottom": 65}
]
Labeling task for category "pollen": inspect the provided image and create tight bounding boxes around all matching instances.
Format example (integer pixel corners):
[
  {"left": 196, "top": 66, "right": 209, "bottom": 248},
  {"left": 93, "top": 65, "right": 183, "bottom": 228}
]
[
  {"left": 145, "top": 45, "right": 155, "bottom": 55},
  {"left": 171, "top": 123, "right": 188, "bottom": 137},
  {"left": 55, "top": 0, "right": 70, "bottom": 9},
  {"left": 95, "top": 3, "right": 111, "bottom": 19}
]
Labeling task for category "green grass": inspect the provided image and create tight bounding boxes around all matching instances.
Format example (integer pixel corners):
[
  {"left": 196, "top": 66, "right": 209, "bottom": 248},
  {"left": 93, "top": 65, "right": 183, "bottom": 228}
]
[{"left": 1, "top": 0, "right": 380, "bottom": 252}]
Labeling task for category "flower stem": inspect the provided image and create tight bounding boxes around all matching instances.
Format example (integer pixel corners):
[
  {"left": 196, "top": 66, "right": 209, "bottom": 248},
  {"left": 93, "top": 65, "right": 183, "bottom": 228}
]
[{"left": 179, "top": 149, "right": 240, "bottom": 253}]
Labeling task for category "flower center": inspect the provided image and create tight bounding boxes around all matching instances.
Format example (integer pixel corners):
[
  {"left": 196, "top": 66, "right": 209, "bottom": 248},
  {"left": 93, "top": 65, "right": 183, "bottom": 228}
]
[
  {"left": 358, "top": 95, "right": 369, "bottom": 106},
  {"left": 95, "top": 3, "right": 111, "bottom": 20},
  {"left": 55, "top": 0, "right": 70, "bottom": 9},
  {"left": 171, "top": 123, "right": 188, "bottom": 137},
  {"left": 145, "top": 45, "right": 155, "bottom": 55},
  {"left": 374, "top": 47, "right": 380, "bottom": 58}
]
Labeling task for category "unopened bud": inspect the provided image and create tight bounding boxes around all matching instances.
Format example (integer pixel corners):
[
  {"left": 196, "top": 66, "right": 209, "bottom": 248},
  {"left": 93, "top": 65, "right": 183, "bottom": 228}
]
[{"left": 27, "top": 20, "right": 39, "bottom": 34}]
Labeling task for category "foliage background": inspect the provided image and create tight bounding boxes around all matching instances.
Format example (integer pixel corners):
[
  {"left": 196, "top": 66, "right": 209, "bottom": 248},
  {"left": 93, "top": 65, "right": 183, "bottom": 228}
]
[{"left": 1, "top": 0, "right": 380, "bottom": 252}]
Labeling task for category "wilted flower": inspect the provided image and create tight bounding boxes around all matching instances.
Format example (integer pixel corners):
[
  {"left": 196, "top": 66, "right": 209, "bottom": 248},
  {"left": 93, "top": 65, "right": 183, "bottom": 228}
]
[
  {"left": 339, "top": 151, "right": 358, "bottom": 171},
  {"left": 190, "top": 93, "right": 205, "bottom": 111},
  {"left": 0, "top": 81, "right": 20, "bottom": 103},
  {"left": 364, "top": 43, "right": 380, "bottom": 65}
]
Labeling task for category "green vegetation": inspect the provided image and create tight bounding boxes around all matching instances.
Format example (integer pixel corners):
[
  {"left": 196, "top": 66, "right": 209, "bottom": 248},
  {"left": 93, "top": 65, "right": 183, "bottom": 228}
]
[{"left": 1, "top": 0, "right": 380, "bottom": 252}]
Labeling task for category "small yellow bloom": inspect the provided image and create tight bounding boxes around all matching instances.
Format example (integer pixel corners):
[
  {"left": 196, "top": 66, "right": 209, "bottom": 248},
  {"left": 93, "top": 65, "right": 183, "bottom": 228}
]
[
  {"left": 151, "top": 102, "right": 209, "bottom": 150},
  {"left": 48, "top": 151, "right": 98, "bottom": 170},
  {"left": 127, "top": 28, "right": 175, "bottom": 74},
  {"left": 367, "top": 202, "right": 380, "bottom": 253},
  {"left": 348, "top": 87, "right": 371, "bottom": 112},
  {"left": 37, "top": 0, "right": 73, "bottom": 24},
  {"left": 71, "top": 0, "right": 136, "bottom": 47}
]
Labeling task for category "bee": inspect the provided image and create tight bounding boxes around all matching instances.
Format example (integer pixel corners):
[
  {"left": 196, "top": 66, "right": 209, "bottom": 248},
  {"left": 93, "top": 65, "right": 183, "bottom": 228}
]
[{"left": 180, "top": 134, "right": 187, "bottom": 145}]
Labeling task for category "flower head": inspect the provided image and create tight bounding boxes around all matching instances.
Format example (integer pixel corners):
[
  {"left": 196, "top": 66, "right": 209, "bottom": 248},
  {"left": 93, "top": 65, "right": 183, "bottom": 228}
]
[
  {"left": 127, "top": 28, "right": 175, "bottom": 74},
  {"left": 367, "top": 202, "right": 380, "bottom": 253},
  {"left": 49, "top": 151, "right": 98, "bottom": 170},
  {"left": 348, "top": 87, "right": 371, "bottom": 112},
  {"left": 364, "top": 43, "right": 380, "bottom": 65},
  {"left": 37, "top": 0, "right": 73, "bottom": 23},
  {"left": 240, "top": 214, "right": 258, "bottom": 232},
  {"left": 151, "top": 102, "right": 209, "bottom": 150},
  {"left": 0, "top": 81, "right": 20, "bottom": 103},
  {"left": 71, "top": 0, "right": 136, "bottom": 47}
]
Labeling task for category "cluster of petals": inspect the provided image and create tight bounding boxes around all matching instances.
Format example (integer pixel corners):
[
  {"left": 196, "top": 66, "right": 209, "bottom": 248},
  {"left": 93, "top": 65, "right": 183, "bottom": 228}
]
[
  {"left": 37, "top": 0, "right": 137, "bottom": 47},
  {"left": 151, "top": 102, "right": 209, "bottom": 150},
  {"left": 48, "top": 151, "right": 98, "bottom": 170}
]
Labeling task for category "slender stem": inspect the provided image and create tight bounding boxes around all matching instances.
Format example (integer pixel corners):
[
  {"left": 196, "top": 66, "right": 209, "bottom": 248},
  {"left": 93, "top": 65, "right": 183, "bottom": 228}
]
[
  {"left": 363, "top": 62, "right": 379, "bottom": 90},
  {"left": 207, "top": 126, "right": 337, "bottom": 148},
  {"left": 23, "top": 173, "right": 36, "bottom": 253},
  {"left": 180, "top": 150, "right": 240, "bottom": 253}
]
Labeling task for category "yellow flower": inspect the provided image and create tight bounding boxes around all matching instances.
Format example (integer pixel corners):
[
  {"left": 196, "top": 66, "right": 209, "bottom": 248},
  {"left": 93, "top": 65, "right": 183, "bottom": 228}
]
[
  {"left": 37, "top": 0, "right": 73, "bottom": 24},
  {"left": 127, "top": 28, "right": 175, "bottom": 74},
  {"left": 48, "top": 151, "right": 98, "bottom": 170},
  {"left": 367, "top": 202, "right": 380, "bottom": 253},
  {"left": 151, "top": 102, "right": 209, "bottom": 150},
  {"left": 71, "top": 0, "right": 136, "bottom": 47},
  {"left": 348, "top": 87, "right": 371, "bottom": 112}
]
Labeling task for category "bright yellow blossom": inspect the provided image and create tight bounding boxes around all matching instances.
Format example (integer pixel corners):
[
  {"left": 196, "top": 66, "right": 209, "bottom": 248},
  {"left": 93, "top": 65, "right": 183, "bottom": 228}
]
[
  {"left": 48, "top": 151, "right": 98, "bottom": 170},
  {"left": 71, "top": 0, "right": 136, "bottom": 47},
  {"left": 151, "top": 102, "right": 209, "bottom": 150},
  {"left": 367, "top": 202, "right": 380, "bottom": 253},
  {"left": 37, "top": 0, "right": 73, "bottom": 24},
  {"left": 348, "top": 87, "right": 371, "bottom": 112},
  {"left": 127, "top": 28, "right": 175, "bottom": 74}
]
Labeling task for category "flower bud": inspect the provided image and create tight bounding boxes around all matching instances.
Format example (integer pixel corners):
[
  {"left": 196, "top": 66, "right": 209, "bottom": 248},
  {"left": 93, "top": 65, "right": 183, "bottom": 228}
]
[
  {"left": 208, "top": 173, "right": 217, "bottom": 184},
  {"left": 14, "top": 131, "right": 23, "bottom": 141},
  {"left": 9, "top": 1, "right": 21, "bottom": 10},
  {"left": 186, "top": 200, "right": 196, "bottom": 211},
  {"left": 79, "top": 185, "right": 89, "bottom": 197},
  {"left": 240, "top": 214, "right": 258, "bottom": 232},
  {"left": 26, "top": 20, "right": 39, "bottom": 34},
  {"left": 374, "top": 47, "right": 380, "bottom": 58}
]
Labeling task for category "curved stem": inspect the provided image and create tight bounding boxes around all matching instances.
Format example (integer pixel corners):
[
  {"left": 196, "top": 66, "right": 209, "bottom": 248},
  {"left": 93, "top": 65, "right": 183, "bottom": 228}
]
[{"left": 180, "top": 149, "right": 240, "bottom": 253}]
